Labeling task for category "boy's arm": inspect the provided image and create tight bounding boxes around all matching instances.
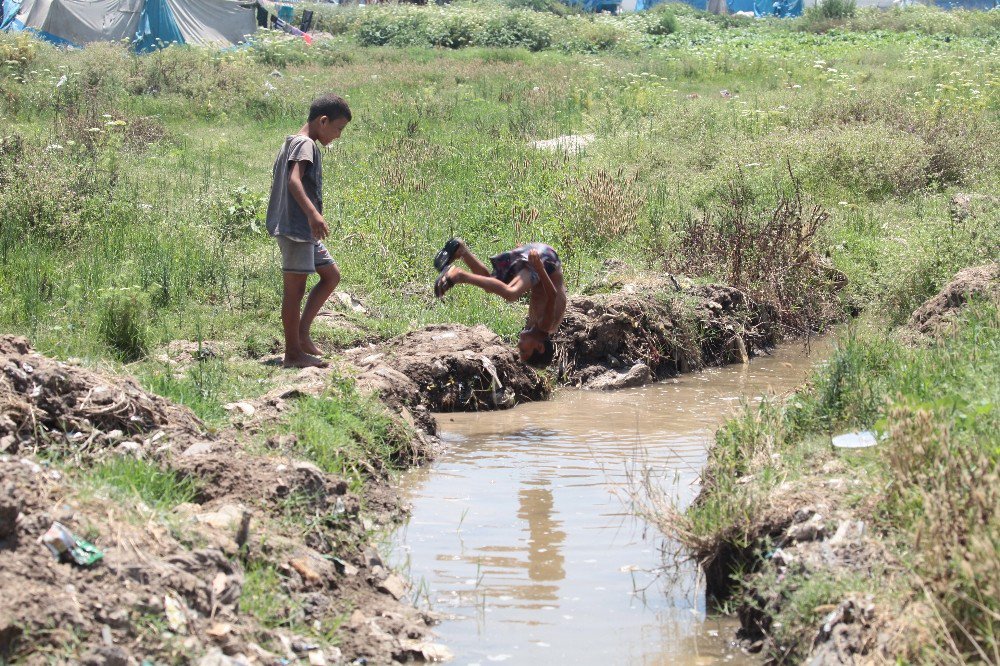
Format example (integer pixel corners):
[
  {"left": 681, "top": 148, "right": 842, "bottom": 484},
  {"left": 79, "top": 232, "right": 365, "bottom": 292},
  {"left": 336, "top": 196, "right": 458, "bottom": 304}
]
[
  {"left": 288, "top": 160, "right": 328, "bottom": 240},
  {"left": 529, "top": 250, "right": 557, "bottom": 330}
]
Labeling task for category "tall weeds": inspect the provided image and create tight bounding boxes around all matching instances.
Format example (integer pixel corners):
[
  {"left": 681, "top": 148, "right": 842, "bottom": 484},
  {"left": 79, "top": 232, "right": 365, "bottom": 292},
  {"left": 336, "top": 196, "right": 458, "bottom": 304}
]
[{"left": 668, "top": 167, "right": 843, "bottom": 335}]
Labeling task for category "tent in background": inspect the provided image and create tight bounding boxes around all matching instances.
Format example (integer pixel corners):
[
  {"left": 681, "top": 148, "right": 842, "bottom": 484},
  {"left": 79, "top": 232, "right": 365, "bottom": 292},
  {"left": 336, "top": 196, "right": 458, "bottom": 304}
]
[{"left": 0, "top": 0, "right": 257, "bottom": 49}]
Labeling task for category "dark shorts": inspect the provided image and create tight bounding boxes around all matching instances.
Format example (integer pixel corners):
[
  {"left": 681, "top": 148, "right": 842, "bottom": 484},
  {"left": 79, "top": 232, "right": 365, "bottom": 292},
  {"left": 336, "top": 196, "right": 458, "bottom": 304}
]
[{"left": 489, "top": 243, "right": 561, "bottom": 286}]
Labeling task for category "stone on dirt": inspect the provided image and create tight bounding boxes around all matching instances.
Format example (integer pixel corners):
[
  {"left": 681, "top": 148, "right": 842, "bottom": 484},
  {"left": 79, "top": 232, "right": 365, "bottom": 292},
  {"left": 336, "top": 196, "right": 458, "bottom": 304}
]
[
  {"left": 588, "top": 362, "right": 652, "bottom": 391},
  {"left": 377, "top": 573, "right": 408, "bottom": 600}
]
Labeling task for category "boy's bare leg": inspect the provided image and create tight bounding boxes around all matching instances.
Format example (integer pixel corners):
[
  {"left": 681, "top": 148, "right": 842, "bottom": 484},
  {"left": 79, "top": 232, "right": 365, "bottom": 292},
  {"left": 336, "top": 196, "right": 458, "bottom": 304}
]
[
  {"left": 282, "top": 272, "right": 326, "bottom": 368},
  {"left": 456, "top": 243, "right": 491, "bottom": 277},
  {"left": 299, "top": 263, "right": 341, "bottom": 356}
]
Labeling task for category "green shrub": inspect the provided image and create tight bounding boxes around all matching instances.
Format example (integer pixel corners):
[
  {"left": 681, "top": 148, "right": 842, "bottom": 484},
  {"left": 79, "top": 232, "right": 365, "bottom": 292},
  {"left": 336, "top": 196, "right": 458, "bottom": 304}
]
[
  {"left": 356, "top": 7, "right": 432, "bottom": 47},
  {"left": 813, "top": 0, "right": 856, "bottom": 20},
  {"left": 479, "top": 10, "right": 554, "bottom": 50},
  {"left": 210, "top": 186, "right": 267, "bottom": 241},
  {"left": 645, "top": 6, "right": 678, "bottom": 35},
  {"left": 98, "top": 290, "right": 151, "bottom": 362}
]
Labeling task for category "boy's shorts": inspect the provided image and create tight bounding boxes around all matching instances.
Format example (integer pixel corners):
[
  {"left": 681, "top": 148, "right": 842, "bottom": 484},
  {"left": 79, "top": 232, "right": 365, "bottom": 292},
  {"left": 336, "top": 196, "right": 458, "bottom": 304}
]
[{"left": 275, "top": 235, "right": 336, "bottom": 274}]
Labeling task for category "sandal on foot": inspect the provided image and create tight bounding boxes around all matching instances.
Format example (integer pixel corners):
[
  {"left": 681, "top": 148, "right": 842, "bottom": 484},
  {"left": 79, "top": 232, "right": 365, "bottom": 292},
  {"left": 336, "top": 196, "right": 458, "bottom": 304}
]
[
  {"left": 434, "top": 267, "right": 455, "bottom": 299},
  {"left": 434, "top": 237, "right": 464, "bottom": 272}
]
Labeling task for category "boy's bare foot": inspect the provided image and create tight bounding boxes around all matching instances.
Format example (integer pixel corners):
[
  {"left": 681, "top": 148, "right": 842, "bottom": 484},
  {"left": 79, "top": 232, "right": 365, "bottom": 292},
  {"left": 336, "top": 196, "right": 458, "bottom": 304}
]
[
  {"left": 300, "top": 337, "right": 323, "bottom": 356},
  {"left": 282, "top": 352, "right": 328, "bottom": 369}
]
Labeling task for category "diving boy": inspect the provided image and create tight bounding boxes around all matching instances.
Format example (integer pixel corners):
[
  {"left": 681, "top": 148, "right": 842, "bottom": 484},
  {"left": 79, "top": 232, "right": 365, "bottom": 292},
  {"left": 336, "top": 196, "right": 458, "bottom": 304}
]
[
  {"left": 265, "top": 94, "right": 351, "bottom": 368},
  {"left": 433, "top": 239, "right": 567, "bottom": 368}
]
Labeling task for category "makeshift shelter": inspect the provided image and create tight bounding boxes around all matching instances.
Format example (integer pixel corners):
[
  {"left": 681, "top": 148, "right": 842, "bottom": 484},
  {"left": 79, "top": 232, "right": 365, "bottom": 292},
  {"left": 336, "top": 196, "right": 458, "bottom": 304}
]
[{"left": 0, "top": 0, "right": 258, "bottom": 49}]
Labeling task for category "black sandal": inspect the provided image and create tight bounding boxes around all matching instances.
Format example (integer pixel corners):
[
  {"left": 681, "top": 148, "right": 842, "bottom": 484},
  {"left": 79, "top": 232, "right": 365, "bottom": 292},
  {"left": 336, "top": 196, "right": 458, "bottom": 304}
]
[
  {"left": 434, "top": 267, "right": 455, "bottom": 299},
  {"left": 434, "top": 237, "right": 464, "bottom": 272}
]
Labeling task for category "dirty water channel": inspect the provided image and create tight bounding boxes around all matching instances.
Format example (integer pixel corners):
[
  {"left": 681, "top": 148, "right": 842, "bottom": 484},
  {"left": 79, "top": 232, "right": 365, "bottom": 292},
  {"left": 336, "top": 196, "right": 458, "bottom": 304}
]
[{"left": 388, "top": 339, "right": 832, "bottom": 665}]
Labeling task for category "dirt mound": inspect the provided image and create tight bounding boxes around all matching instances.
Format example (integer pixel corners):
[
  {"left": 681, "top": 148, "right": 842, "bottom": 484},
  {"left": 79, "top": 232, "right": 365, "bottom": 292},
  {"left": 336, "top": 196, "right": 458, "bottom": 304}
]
[
  {"left": 346, "top": 324, "right": 550, "bottom": 412},
  {"left": 554, "top": 281, "right": 778, "bottom": 389},
  {"left": 1, "top": 335, "right": 202, "bottom": 456},
  {"left": 0, "top": 455, "right": 443, "bottom": 665},
  {"left": 907, "top": 263, "right": 999, "bottom": 335},
  {"left": 0, "top": 339, "right": 445, "bottom": 665}
]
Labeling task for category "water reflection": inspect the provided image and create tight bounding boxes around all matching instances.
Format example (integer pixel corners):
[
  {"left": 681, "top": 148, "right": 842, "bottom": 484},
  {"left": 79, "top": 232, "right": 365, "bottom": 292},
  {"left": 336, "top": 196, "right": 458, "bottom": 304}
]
[
  {"left": 520, "top": 479, "right": 566, "bottom": 585},
  {"left": 391, "top": 339, "right": 831, "bottom": 665}
]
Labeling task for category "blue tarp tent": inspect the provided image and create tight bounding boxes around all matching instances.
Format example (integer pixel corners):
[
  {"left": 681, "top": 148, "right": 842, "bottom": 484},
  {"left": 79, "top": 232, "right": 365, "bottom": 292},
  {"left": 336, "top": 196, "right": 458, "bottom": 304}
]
[{"left": 0, "top": 0, "right": 257, "bottom": 49}]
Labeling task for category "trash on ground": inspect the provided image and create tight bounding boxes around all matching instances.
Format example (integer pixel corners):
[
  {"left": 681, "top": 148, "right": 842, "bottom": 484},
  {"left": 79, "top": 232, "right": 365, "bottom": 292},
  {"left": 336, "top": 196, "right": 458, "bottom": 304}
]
[
  {"left": 38, "top": 521, "right": 104, "bottom": 566},
  {"left": 831, "top": 430, "right": 878, "bottom": 449}
]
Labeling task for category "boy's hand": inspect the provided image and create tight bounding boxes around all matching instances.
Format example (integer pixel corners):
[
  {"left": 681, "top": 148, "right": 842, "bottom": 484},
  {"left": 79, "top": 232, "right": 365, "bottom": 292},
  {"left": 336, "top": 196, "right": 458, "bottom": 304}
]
[
  {"left": 309, "top": 215, "right": 330, "bottom": 241},
  {"left": 528, "top": 249, "right": 544, "bottom": 271}
]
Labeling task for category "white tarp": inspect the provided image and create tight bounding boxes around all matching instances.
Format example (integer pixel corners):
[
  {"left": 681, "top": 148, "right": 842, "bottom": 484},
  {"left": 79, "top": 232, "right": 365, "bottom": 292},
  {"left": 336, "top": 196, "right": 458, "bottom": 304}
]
[
  {"left": 18, "top": 0, "right": 143, "bottom": 43},
  {"left": 166, "top": 0, "right": 254, "bottom": 46},
  {"left": 13, "top": 0, "right": 254, "bottom": 46}
]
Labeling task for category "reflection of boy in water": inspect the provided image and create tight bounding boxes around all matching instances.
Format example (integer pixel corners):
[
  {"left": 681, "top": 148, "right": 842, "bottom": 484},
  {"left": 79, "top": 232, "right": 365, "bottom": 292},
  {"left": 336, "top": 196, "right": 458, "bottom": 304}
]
[
  {"left": 433, "top": 239, "right": 568, "bottom": 368},
  {"left": 518, "top": 483, "right": 566, "bottom": 583}
]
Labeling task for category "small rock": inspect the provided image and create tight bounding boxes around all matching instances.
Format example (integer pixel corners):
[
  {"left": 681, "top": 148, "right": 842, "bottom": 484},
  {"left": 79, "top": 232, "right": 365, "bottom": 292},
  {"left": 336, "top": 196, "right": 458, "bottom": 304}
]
[
  {"left": 269, "top": 69, "right": 283, "bottom": 78},
  {"left": 182, "top": 442, "right": 213, "bottom": 457},
  {"left": 290, "top": 558, "right": 322, "bottom": 584},
  {"left": 363, "top": 547, "right": 384, "bottom": 569},
  {"left": 117, "top": 441, "right": 142, "bottom": 456},
  {"left": 194, "top": 504, "right": 245, "bottom": 530},
  {"left": 198, "top": 648, "right": 250, "bottom": 666},
  {"left": 308, "top": 651, "right": 327, "bottom": 666},
  {"left": 206, "top": 623, "right": 233, "bottom": 638},
  {"left": 787, "top": 514, "right": 825, "bottom": 543},
  {"left": 377, "top": 573, "right": 408, "bottom": 600},
  {"left": 591, "top": 363, "right": 652, "bottom": 390},
  {"left": 793, "top": 506, "right": 816, "bottom": 524},
  {"left": 223, "top": 402, "right": 255, "bottom": 417},
  {"left": 163, "top": 594, "right": 188, "bottom": 633},
  {"left": 334, "top": 558, "right": 359, "bottom": 577},
  {"left": 829, "top": 519, "right": 866, "bottom": 545}
]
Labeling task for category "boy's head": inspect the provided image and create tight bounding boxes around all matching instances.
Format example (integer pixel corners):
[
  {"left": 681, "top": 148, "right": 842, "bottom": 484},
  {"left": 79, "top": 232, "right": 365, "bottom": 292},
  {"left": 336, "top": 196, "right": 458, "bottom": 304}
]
[
  {"left": 518, "top": 328, "right": 555, "bottom": 369},
  {"left": 308, "top": 94, "right": 352, "bottom": 146}
]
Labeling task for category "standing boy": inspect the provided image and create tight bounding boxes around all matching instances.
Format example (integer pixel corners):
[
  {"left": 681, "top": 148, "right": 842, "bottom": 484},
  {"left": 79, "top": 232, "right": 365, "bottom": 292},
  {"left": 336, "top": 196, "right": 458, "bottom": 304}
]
[
  {"left": 433, "top": 239, "right": 567, "bottom": 368},
  {"left": 265, "top": 94, "right": 351, "bottom": 368}
]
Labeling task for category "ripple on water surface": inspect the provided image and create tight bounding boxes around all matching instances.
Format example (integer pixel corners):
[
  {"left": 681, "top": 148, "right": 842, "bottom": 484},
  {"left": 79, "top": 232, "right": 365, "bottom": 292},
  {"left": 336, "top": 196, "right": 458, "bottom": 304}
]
[{"left": 390, "top": 339, "right": 832, "bottom": 665}]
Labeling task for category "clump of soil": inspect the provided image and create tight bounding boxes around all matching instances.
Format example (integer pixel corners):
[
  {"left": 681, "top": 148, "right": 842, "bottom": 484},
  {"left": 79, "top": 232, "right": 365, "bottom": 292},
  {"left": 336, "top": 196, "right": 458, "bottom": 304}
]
[
  {"left": 554, "top": 280, "right": 778, "bottom": 389},
  {"left": 907, "top": 263, "right": 999, "bottom": 335},
  {"left": 346, "top": 324, "right": 550, "bottom": 413},
  {"left": 0, "top": 335, "right": 201, "bottom": 456}
]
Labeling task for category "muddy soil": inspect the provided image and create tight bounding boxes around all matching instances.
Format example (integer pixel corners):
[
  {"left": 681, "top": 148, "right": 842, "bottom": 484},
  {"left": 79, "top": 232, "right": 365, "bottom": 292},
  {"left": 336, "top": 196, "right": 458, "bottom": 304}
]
[
  {"left": 0, "top": 336, "right": 445, "bottom": 665},
  {"left": 554, "top": 279, "right": 778, "bottom": 389},
  {"left": 345, "top": 324, "right": 550, "bottom": 414}
]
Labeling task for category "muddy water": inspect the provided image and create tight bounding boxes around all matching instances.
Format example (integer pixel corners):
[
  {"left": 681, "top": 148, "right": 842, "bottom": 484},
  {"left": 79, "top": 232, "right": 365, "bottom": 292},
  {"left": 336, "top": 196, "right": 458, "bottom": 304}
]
[{"left": 389, "top": 339, "right": 831, "bottom": 665}]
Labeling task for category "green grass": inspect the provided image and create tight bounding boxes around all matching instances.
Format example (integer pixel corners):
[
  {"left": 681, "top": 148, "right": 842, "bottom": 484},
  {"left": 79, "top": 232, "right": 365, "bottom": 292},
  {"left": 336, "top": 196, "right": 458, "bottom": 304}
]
[
  {"left": 86, "top": 457, "right": 201, "bottom": 510},
  {"left": 2, "top": 10, "right": 997, "bottom": 374},
  {"left": 283, "top": 376, "right": 418, "bottom": 487}
]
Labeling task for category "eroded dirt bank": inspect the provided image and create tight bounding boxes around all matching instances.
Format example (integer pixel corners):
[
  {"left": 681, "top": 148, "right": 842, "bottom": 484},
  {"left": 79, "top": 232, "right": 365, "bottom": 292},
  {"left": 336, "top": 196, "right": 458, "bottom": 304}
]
[
  {"left": 680, "top": 264, "right": 999, "bottom": 664},
  {"left": 0, "top": 335, "right": 446, "bottom": 665},
  {"left": 340, "top": 276, "right": 788, "bottom": 410},
  {"left": 555, "top": 280, "right": 778, "bottom": 390}
]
